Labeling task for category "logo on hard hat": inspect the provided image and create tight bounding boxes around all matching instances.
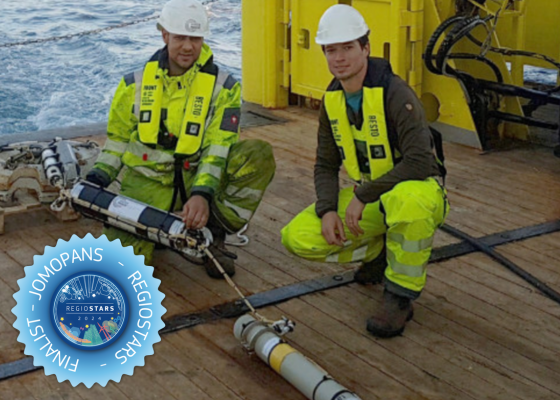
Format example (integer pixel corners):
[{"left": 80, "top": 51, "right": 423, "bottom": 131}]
[{"left": 185, "top": 19, "right": 201, "bottom": 32}]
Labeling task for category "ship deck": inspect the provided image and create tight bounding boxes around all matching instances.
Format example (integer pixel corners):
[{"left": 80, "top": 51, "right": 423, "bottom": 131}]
[{"left": 1, "top": 106, "right": 560, "bottom": 399}]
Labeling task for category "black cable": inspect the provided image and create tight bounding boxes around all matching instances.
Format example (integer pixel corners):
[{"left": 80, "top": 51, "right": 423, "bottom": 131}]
[
  {"left": 466, "top": 32, "right": 560, "bottom": 93},
  {"left": 435, "top": 17, "right": 479, "bottom": 73},
  {"left": 436, "top": 16, "right": 489, "bottom": 76},
  {"left": 424, "top": 15, "right": 467, "bottom": 75},
  {"left": 466, "top": 33, "right": 560, "bottom": 71},
  {"left": 448, "top": 53, "right": 503, "bottom": 82},
  {"left": 425, "top": 11, "right": 560, "bottom": 151},
  {"left": 424, "top": 15, "right": 501, "bottom": 83}
]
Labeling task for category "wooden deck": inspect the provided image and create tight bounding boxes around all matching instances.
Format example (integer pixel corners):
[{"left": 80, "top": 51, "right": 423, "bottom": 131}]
[{"left": 1, "top": 106, "right": 560, "bottom": 399}]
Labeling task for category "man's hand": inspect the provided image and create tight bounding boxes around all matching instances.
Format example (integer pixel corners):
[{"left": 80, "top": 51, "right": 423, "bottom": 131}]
[
  {"left": 345, "top": 196, "right": 365, "bottom": 237},
  {"left": 180, "top": 195, "right": 209, "bottom": 229},
  {"left": 321, "top": 211, "right": 347, "bottom": 247}
]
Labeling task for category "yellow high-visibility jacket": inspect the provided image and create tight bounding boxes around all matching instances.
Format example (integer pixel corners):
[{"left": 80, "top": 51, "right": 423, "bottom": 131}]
[{"left": 93, "top": 44, "right": 241, "bottom": 199}]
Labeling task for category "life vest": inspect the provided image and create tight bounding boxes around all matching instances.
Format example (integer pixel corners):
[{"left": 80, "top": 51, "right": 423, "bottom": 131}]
[
  {"left": 324, "top": 67, "right": 394, "bottom": 182},
  {"left": 136, "top": 58, "right": 217, "bottom": 157},
  {"left": 324, "top": 58, "right": 446, "bottom": 184}
]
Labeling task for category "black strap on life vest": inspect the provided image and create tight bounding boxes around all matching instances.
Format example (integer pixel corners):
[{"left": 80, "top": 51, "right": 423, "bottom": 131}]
[
  {"left": 170, "top": 157, "right": 188, "bottom": 212},
  {"left": 429, "top": 126, "right": 447, "bottom": 184},
  {"left": 158, "top": 109, "right": 179, "bottom": 150}
]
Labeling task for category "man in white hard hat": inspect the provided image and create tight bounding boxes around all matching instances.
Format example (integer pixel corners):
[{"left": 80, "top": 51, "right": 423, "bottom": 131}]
[
  {"left": 87, "top": 0, "right": 276, "bottom": 278},
  {"left": 282, "top": 5, "right": 449, "bottom": 337}
]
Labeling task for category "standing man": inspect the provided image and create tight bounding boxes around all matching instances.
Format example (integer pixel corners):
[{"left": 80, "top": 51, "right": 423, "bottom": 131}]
[
  {"left": 281, "top": 5, "right": 448, "bottom": 338},
  {"left": 87, "top": 0, "right": 275, "bottom": 279}
]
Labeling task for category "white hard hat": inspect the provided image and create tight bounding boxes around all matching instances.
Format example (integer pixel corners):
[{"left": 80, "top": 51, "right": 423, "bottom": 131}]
[
  {"left": 315, "top": 5, "right": 369, "bottom": 45},
  {"left": 157, "top": 0, "right": 209, "bottom": 37}
]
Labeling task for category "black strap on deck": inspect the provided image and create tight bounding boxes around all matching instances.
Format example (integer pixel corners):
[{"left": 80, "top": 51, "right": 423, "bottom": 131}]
[
  {"left": 433, "top": 220, "right": 560, "bottom": 261},
  {"left": 2, "top": 219, "right": 560, "bottom": 382},
  {"left": 440, "top": 223, "right": 560, "bottom": 304}
]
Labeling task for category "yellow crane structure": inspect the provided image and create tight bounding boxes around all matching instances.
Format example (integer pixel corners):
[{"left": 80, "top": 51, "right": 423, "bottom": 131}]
[{"left": 241, "top": 0, "right": 560, "bottom": 151}]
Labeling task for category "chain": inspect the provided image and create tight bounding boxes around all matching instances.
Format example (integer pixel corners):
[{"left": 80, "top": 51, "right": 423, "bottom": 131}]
[
  {"left": 0, "top": 15, "right": 159, "bottom": 48},
  {"left": 0, "top": 0, "right": 220, "bottom": 49}
]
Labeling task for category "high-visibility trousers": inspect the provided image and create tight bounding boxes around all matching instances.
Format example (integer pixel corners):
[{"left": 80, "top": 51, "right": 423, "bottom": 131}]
[
  {"left": 281, "top": 178, "right": 449, "bottom": 298},
  {"left": 104, "top": 139, "right": 276, "bottom": 265}
]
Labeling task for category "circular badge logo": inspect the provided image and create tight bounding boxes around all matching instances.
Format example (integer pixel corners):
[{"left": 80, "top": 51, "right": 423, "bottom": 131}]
[
  {"left": 12, "top": 234, "right": 166, "bottom": 388},
  {"left": 184, "top": 18, "right": 201, "bottom": 32},
  {"left": 51, "top": 271, "right": 129, "bottom": 350}
]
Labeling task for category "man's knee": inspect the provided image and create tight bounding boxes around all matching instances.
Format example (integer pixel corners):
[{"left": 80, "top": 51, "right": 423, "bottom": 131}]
[
  {"left": 229, "top": 139, "right": 276, "bottom": 178},
  {"left": 281, "top": 209, "right": 330, "bottom": 261},
  {"left": 281, "top": 222, "right": 303, "bottom": 256},
  {"left": 281, "top": 217, "right": 318, "bottom": 258},
  {"left": 381, "top": 181, "right": 438, "bottom": 224}
]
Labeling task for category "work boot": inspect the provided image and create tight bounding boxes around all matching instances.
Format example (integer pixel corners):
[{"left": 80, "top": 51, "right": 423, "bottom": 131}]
[
  {"left": 354, "top": 249, "right": 386, "bottom": 285},
  {"left": 204, "top": 224, "right": 236, "bottom": 279},
  {"left": 366, "top": 290, "right": 414, "bottom": 338}
]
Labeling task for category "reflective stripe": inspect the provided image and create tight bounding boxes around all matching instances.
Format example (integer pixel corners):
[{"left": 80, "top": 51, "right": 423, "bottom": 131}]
[
  {"left": 175, "top": 71, "right": 216, "bottom": 155},
  {"left": 208, "top": 144, "right": 230, "bottom": 158},
  {"left": 225, "top": 185, "right": 263, "bottom": 201},
  {"left": 387, "top": 252, "right": 427, "bottom": 278},
  {"left": 351, "top": 245, "right": 368, "bottom": 262},
  {"left": 205, "top": 70, "right": 227, "bottom": 128},
  {"left": 97, "top": 152, "right": 122, "bottom": 170},
  {"left": 388, "top": 232, "right": 434, "bottom": 253},
  {"left": 133, "top": 70, "right": 143, "bottom": 119},
  {"left": 224, "top": 200, "right": 253, "bottom": 220},
  {"left": 126, "top": 141, "right": 176, "bottom": 164},
  {"left": 104, "top": 138, "right": 128, "bottom": 154},
  {"left": 326, "top": 253, "right": 339, "bottom": 263},
  {"left": 197, "top": 163, "right": 223, "bottom": 180},
  {"left": 216, "top": 69, "right": 229, "bottom": 87},
  {"left": 132, "top": 165, "right": 169, "bottom": 179}
]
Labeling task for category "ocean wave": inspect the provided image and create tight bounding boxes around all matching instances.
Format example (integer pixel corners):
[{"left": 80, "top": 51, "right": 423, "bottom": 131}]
[{"left": 0, "top": 0, "right": 241, "bottom": 135}]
